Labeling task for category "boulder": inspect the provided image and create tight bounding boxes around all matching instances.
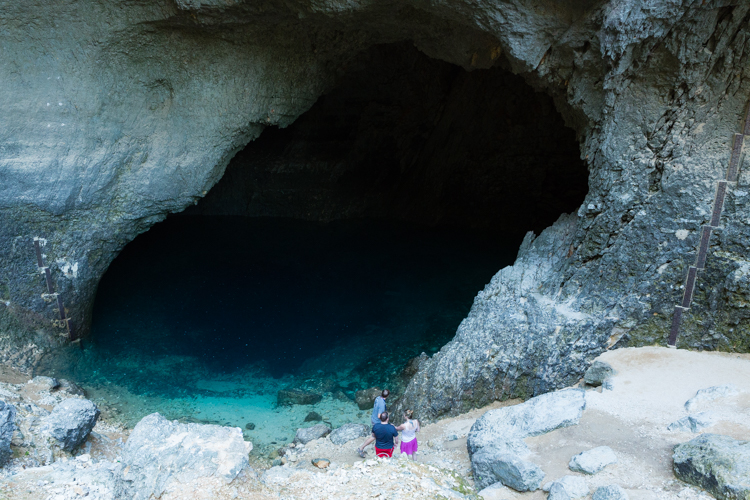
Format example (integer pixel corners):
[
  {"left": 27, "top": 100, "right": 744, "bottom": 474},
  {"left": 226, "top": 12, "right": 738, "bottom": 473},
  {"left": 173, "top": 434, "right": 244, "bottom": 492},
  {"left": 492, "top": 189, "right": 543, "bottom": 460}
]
[
  {"left": 592, "top": 485, "right": 629, "bottom": 500},
  {"left": 471, "top": 448, "right": 545, "bottom": 491},
  {"left": 0, "top": 400, "right": 17, "bottom": 465},
  {"left": 355, "top": 387, "right": 382, "bottom": 411},
  {"left": 544, "top": 476, "right": 589, "bottom": 498},
  {"left": 114, "top": 413, "right": 251, "bottom": 500},
  {"left": 58, "top": 379, "right": 85, "bottom": 397},
  {"left": 569, "top": 446, "right": 617, "bottom": 474},
  {"left": 41, "top": 398, "right": 99, "bottom": 452},
  {"left": 548, "top": 481, "right": 571, "bottom": 500},
  {"left": 277, "top": 388, "right": 322, "bottom": 406},
  {"left": 294, "top": 423, "right": 331, "bottom": 445},
  {"left": 685, "top": 385, "right": 739, "bottom": 412},
  {"left": 467, "top": 389, "right": 585, "bottom": 455},
  {"left": 27, "top": 376, "right": 59, "bottom": 392},
  {"left": 673, "top": 433, "right": 750, "bottom": 500},
  {"left": 583, "top": 361, "right": 616, "bottom": 387},
  {"left": 330, "top": 423, "right": 369, "bottom": 445},
  {"left": 667, "top": 412, "right": 716, "bottom": 433}
]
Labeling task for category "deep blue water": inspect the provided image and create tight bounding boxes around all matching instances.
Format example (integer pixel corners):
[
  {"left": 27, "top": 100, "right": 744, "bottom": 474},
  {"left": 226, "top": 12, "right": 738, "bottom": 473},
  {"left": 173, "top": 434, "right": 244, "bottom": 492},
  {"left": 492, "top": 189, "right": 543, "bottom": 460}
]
[{"left": 90, "top": 216, "right": 516, "bottom": 381}]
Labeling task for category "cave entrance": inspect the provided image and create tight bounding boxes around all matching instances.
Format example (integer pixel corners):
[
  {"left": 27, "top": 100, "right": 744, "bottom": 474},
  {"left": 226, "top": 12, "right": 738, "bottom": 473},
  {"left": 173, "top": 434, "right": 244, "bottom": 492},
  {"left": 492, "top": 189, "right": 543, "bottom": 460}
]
[{"left": 56, "top": 43, "right": 587, "bottom": 445}]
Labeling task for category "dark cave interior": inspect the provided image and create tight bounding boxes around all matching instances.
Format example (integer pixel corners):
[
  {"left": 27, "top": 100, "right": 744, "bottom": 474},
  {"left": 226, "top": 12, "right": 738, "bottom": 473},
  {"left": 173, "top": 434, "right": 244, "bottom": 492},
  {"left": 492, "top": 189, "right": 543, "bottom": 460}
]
[{"left": 50, "top": 43, "right": 588, "bottom": 425}]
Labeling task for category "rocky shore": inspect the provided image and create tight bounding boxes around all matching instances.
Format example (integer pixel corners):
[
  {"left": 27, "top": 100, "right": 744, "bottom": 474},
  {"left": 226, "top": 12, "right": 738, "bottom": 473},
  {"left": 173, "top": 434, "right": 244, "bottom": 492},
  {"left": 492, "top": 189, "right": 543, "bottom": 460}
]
[{"left": 0, "top": 347, "right": 748, "bottom": 500}]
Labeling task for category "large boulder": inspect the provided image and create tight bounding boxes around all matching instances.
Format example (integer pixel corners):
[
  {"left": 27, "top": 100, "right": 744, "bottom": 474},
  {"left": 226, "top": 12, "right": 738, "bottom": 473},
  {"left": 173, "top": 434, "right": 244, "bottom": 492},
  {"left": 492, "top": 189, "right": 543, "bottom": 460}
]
[
  {"left": 569, "top": 446, "right": 617, "bottom": 475},
  {"left": 293, "top": 423, "right": 331, "bottom": 445},
  {"left": 355, "top": 387, "right": 382, "bottom": 411},
  {"left": 41, "top": 398, "right": 99, "bottom": 452},
  {"left": 330, "top": 423, "right": 369, "bottom": 445},
  {"left": 673, "top": 434, "right": 750, "bottom": 500},
  {"left": 0, "top": 400, "right": 17, "bottom": 465},
  {"left": 277, "top": 388, "right": 322, "bottom": 406},
  {"left": 583, "top": 361, "right": 616, "bottom": 387},
  {"left": 471, "top": 449, "right": 545, "bottom": 491},
  {"left": 114, "top": 413, "right": 251, "bottom": 500},
  {"left": 467, "top": 389, "right": 585, "bottom": 455}
]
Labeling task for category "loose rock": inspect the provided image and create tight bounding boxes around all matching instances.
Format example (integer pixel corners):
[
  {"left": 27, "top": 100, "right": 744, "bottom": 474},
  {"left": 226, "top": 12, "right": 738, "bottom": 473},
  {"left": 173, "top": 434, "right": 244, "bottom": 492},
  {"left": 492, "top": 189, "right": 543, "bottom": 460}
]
[
  {"left": 0, "top": 399, "right": 17, "bottom": 465},
  {"left": 312, "top": 457, "right": 330, "bottom": 469},
  {"left": 584, "top": 361, "right": 616, "bottom": 387},
  {"left": 548, "top": 481, "right": 571, "bottom": 500},
  {"left": 667, "top": 412, "right": 716, "bottom": 433},
  {"left": 544, "top": 476, "right": 590, "bottom": 498},
  {"left": 245, "top": 422, "right": 255, "bottom": 430},
  {"left": 329, "top": 423, "right": 369, "bottom": 445},
  {"left": 684, "top": 385, "right": 739, "bottom": 412},
  {"left": 304, "top": 411, "right": 323, "bottom": 422},
  {"left": 592, "top": 485, "right": 629, "bottom": 500},
  {"left": 569, "top": 446, "right": 617, "bottom": 474},
  {"left": 293, "top": 423, "right": 331, "bottom": 444},
  {"left": 673, "top": 433, "right": 750, "bottom": 500},
  {"left": 471, "top": 449, "right": 545, "bottom": 491},
  {"left": 277, "top": 388, "right": 322, "bottom": 406},
  {"left": 41, "top": 398, "right": 100, "bottom": 452}
]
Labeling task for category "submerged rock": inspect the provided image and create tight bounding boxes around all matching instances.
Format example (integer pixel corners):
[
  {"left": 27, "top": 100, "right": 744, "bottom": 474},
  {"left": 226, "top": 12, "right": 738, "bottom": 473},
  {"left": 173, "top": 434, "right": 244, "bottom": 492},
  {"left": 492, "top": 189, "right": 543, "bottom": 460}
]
[
  {"left": 684, "top": 385, "right": 739, "bottom": 412},
  {"left": 330, "top": 423, "right": 369, "bottom": 445},
  {"left": 584, "top": 361, "right": 616, "bottom": 387},
  {"left": 277, "top": 388, "right": 322, "bottom": 406},
  {"left": 0, "top": 400, "right": 17, "bottom": 465},
  {"left": 592, "top": 485, "right": 628, "bottom": 500},
  {"left": 355, "top": 387, "right": 382, "bottom": 411},
  {"left": 667, "top": 412, "right": 716, "bottom": 433},
  {"left": 569, "top": 446, "right": 617, "bottom": 475},
  {"left": 467, "top": 389, "right": 585, "bottom": 455},
  {"left": 304, "top": 411, "right": 322, "bottom": 422},
  {"left": 673, "top": 433, "right": 750, "bottom": 500},
  {"left": 41, "top": 398, "right": 99, "bottom": 452},
  {"left": 294, "top": 423, "right": 331, "bottom": 445},
  {"left": 245, "top": 422, "right": 255, "bottom": 430},
  {"left": 471, "top": 448, "right": 545, "bottom": 491},
  {"left": 114, "top": 413, "right": 251, "bottom": 500}
]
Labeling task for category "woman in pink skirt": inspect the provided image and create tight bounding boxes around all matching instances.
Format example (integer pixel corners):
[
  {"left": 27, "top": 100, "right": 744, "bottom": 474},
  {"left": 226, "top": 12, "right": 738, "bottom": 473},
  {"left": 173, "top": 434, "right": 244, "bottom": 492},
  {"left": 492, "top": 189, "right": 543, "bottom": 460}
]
[{"left": 396, "top": 409, "right": 420, "bottom": 460}]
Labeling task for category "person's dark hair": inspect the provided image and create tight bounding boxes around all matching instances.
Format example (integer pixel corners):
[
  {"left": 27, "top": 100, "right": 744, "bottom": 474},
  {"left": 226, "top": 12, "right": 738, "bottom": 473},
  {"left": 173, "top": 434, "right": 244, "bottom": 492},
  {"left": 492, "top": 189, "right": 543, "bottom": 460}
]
[
  {"left": 382, "top": 389, "right": 390, "bottom": 398},
  {"left": 379, "top": 411, "right": 389, "bottom": 422},
  {"left": 404, "top": 409, "right": 414, "bottom": 419}
]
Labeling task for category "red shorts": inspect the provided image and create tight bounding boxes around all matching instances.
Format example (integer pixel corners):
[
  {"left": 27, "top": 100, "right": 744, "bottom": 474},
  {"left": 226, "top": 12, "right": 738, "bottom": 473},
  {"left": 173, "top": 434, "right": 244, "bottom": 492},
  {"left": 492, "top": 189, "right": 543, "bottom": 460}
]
[{"left": 375, "top": 447, "right": 394, "bottom": 458}]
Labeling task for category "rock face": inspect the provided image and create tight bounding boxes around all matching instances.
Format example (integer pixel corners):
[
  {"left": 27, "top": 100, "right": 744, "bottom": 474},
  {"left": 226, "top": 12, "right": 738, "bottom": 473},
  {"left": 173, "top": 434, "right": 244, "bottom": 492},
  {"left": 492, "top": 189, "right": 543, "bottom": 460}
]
[
  {"left": 673, "top": 433, "right": 750, "bottom": 500},
  {"left": 114, "top": 413, "right": 251, "bottom": 500},
  {"left": 330, "top": 423, "right": 370, "bottom": 445},
  {"left": 584, "top": 361, "right": 616, "bottom": 387},
  {"left": 41, "top": 398, "right": 99, "bottom": 452},
  {"left": 293, "top": 424, "right": 331, "bottom": 445},
  {"left": 0, "top": 400, "right": 17, "bottom": 465},
  {"left": 2, "top": 0, "right": 750, "bottom": 423},
  {"left": 569, "top": 446, "right": 618, "bottom": 475}
]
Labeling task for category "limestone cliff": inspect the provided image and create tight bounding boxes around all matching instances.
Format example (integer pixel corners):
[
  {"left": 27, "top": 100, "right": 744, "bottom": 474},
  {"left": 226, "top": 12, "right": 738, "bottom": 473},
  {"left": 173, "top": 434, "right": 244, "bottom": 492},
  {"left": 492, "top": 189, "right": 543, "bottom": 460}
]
[{"left": 1, "top": 1, "right": 748, "bottom": 419}]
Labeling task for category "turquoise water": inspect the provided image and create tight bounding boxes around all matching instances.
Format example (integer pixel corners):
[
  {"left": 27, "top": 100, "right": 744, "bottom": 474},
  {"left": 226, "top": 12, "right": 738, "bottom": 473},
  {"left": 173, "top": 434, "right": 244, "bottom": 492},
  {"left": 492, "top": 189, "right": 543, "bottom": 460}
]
[{"left": 43, "top": 216, "right": 517, "bottom": 449}]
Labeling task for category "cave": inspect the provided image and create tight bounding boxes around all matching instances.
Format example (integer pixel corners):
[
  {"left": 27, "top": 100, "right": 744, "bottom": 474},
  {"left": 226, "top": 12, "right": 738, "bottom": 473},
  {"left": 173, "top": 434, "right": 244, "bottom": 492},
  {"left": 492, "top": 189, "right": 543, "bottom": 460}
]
[{"left": 43, "top": 43, "right": 588, "bottom": 440}]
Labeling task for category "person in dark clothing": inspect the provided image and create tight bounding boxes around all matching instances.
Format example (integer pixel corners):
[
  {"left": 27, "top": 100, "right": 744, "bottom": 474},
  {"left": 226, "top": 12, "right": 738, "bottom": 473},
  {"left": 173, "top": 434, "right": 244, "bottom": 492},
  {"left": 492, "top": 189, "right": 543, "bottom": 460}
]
[
  {"left": 357, "top": 389, "right": 390, "bottom": 458},
  {"left": 371, "top": 411, "right": 399, "bottom": 458}
]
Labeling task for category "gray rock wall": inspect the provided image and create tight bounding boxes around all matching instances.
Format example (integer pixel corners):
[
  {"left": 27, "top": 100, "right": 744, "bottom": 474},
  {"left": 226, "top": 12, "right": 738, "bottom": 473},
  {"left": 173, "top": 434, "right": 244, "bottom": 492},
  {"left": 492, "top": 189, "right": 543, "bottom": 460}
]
[{"left": 1, "top": 1, "right": 749, "bottom": 419}]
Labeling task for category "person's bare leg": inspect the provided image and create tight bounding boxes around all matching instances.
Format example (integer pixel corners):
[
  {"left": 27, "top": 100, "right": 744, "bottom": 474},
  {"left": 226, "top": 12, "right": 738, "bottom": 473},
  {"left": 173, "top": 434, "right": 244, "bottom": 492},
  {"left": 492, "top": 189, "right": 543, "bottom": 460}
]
[{"left": 357, "top": 435, "right": 375, "bottom": 457}]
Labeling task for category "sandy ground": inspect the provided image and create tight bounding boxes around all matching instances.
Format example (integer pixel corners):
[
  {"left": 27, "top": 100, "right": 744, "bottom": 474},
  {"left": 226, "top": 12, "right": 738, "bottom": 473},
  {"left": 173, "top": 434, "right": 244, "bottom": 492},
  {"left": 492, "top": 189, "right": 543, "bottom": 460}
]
[{"left": 1, "top": 346, "right": 749, "bottom": 499}]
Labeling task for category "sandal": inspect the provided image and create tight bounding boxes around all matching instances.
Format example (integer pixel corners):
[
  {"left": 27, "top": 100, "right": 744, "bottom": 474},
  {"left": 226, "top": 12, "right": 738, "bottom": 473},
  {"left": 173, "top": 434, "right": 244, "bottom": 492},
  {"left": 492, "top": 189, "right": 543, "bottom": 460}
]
[{"left": 357, "top": 447, "right": 367, "bottom": 458}]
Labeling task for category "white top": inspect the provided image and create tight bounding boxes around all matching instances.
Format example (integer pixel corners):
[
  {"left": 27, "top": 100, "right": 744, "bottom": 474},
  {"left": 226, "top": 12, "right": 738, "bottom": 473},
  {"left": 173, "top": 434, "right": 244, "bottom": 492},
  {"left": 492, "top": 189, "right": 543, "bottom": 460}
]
[{"left": 401, "top": 419, "right": 417, "bottom": 442}]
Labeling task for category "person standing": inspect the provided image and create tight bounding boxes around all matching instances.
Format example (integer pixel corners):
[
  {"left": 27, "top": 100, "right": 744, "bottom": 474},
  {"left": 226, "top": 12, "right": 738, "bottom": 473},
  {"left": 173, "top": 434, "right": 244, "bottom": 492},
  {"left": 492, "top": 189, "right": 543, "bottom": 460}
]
[
  {"left": 357, "top": 389, "right": 389, "bottom": 458},
  {"left": 371, "top": 411, "right": 399, "bottom": 458},
  {"left": 395, "top": 409, "right": 420, "bottom": 460}
]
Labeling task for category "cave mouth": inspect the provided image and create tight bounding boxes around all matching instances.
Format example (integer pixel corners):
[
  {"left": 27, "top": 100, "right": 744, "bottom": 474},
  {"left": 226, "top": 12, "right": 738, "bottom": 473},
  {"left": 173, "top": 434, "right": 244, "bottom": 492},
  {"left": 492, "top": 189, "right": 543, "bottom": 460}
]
[{"left": 45, "top": 43, "right": 587, "bottom": 445}]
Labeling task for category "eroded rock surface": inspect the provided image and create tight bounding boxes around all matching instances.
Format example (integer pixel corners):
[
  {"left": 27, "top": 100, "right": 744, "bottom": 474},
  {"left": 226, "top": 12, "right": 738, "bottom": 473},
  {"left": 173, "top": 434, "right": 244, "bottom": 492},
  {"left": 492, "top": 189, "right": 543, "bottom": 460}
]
[
  {"left": 41, "top": 398, "right": 100, "bottom": 452},
  {"left": 0, "top": 400, "right": 16, "bottom": 466}
]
